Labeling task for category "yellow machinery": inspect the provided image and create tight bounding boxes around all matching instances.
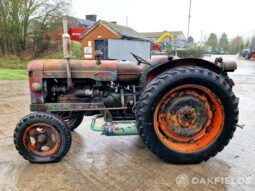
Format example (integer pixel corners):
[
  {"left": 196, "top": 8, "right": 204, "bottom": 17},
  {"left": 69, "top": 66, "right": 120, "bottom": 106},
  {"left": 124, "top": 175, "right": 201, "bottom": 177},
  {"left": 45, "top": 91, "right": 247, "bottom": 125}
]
[{"left": 152, "top": 32, "right": 174, "bottom": 50}]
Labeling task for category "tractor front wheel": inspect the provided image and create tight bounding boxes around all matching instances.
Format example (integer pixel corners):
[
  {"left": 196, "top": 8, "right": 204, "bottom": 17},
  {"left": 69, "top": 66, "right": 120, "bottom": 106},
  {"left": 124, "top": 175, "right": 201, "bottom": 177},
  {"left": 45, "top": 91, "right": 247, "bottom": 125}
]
[
  {"left": 14, "top": 112, "right": 72, "bottom": 163},
  {"left": 138, "top": 66, "right": 239, "bottom": 164}
]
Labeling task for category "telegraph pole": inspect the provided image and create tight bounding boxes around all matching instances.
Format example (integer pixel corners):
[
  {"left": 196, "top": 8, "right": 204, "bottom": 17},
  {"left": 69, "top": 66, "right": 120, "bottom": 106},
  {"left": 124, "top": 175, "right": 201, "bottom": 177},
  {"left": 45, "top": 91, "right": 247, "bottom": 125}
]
[{"left": 187, "top": 0, "right": 192, "bottom": 40}]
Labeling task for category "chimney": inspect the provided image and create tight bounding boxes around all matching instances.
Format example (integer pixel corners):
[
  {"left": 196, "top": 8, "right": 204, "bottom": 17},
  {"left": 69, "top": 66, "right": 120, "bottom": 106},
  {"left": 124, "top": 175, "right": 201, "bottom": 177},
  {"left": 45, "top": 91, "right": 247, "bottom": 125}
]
[{"left": 86, "top": 15, "right": 97, "bottom": 22}]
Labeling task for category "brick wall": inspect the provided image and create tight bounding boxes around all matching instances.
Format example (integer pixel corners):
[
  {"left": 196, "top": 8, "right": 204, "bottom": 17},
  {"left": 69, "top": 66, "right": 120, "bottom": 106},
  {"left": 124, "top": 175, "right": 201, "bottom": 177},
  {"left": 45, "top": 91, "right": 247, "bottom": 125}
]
[{"left": 81, "top": 24, "right": 120, "bottom": 59}]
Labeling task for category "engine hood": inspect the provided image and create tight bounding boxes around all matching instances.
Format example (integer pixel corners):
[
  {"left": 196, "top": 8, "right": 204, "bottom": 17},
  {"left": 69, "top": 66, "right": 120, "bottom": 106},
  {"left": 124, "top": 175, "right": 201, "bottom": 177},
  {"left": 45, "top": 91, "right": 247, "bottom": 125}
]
[
  {"left": 28, "top": 59, "right": 142, "bottom": 82},
  {"left": 28, "top": 59, "right": 118, "bottom": 81}
]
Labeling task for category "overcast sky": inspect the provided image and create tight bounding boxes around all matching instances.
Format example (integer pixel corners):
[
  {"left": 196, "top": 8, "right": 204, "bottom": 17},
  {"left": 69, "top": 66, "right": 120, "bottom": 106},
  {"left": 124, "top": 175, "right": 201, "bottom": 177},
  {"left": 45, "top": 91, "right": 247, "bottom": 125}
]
[{"left": 71, "top": 0, "right": 255, "bottom": 42}]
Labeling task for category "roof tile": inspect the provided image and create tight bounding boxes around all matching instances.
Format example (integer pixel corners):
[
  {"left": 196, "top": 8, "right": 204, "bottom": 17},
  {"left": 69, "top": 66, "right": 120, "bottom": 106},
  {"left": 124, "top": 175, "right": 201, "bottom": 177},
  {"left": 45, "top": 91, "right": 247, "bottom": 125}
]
[{"left": 80, "top": 20, "right": 148, "bottom": 41}]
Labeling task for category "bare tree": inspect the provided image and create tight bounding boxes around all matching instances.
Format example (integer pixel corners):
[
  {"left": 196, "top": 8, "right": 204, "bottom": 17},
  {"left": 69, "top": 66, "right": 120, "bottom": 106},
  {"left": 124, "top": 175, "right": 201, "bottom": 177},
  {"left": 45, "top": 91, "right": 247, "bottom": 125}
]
[{"left": 0, "top": 0, "right": 70, "bottom": 56}]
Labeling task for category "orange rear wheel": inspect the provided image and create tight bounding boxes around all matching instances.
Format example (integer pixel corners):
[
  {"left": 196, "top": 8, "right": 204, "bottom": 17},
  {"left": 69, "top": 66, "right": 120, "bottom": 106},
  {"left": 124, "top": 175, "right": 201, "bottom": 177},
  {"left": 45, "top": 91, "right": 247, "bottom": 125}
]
[
  {"left": 138, "top": 66, "right": 238, "bottom": 164},
  {"left": 153, "top": 84, "right": 224, "bottom": 153}
]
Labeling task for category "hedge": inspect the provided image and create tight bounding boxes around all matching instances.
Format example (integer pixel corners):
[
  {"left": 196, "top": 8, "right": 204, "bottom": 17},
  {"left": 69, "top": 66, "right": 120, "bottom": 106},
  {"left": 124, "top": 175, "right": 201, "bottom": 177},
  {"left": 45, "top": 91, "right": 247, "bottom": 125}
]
[{"left": 168, "top": 48, "right": 203, "bottom": 58}]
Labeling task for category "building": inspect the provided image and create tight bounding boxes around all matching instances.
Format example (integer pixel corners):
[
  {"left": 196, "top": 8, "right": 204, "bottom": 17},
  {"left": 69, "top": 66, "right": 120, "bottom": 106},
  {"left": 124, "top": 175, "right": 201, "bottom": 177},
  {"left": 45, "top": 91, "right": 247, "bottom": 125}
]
[
  {"left": 67, "top": 15, "right": 96, "bottom": 28},
  {"left": 27, "top": 15, "right": 97, "bottom": 43},
  {"left": 80, "top": 20, "right": 151, "bottom": 61},
  {"left": 67, "top": 15, "right": 96, "bottom": 42},
  {"left": 141, "top": 31, "right": 186, "bottom": 49}
]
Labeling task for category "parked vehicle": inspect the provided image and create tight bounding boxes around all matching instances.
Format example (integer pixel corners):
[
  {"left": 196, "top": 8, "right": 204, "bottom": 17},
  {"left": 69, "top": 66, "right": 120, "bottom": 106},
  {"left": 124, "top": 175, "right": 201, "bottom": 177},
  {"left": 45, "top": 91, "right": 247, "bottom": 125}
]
[
  {"left": 214, "top": 48, "right": 224, "bottom": 55},
  {"left": 241, "top": 46, "right": 255, "bottom": 59},
  {"left": 241, "top": 49, "right": 251, "bottom": 59},
  {"left": 204, "top": 49, "right": 212, "bottom": 55},
  {"left": 13, "top": 18, "right": 239, "bottom": 164}
]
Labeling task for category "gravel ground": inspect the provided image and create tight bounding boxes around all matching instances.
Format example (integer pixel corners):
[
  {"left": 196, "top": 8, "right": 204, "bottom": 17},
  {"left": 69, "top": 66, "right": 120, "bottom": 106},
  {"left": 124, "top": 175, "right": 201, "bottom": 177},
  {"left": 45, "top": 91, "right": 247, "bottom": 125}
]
[{"left": 0, "top": 55, "right": 254, "bottom": 191}]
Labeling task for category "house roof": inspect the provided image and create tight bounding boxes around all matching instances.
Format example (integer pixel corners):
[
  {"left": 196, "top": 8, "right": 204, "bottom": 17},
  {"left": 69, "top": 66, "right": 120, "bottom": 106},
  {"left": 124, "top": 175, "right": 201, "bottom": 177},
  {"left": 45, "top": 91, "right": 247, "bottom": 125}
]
[
  {"left": 141, "top": 31, "right": 185, "bottom": 38},
  {"left": 80, "top": 20, "right": 148, "bottom": 41},
  {"left": 66, "top": 16, "right": 95, "bottom": 28},
  {"left": 76, "top": 18, "right": 95, "bottom": 27}
]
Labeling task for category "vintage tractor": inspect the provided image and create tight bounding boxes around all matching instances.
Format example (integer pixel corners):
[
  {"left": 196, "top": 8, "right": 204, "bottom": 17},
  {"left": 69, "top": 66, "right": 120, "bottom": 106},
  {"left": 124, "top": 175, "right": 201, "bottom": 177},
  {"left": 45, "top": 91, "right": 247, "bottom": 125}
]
[{"left": 13, "top": 19, "right": 239, "bottom": 164}]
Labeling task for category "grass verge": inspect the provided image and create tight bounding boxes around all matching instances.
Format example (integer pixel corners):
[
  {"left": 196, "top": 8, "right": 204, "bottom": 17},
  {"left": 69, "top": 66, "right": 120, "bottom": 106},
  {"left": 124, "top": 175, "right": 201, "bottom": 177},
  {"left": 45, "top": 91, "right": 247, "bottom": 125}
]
[
  {"left": 0, "top": 68, "right": 28, "bottom": 80},
  {"left": 0, "top": 56, "right": 28, "bottom": 69}
]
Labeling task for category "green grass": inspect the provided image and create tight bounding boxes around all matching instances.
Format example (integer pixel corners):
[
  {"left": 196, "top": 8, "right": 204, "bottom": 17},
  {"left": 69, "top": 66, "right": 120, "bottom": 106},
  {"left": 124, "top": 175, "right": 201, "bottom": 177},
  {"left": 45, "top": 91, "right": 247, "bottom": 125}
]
[
  {"left": 0, "top": 41, "right": 82, "bottom": 80},
  {"left": 0, "top": 56, "right": 28, "bottom": 69},
  {"left": 0, "top": 68, "right": 28, "bottom": 80}
]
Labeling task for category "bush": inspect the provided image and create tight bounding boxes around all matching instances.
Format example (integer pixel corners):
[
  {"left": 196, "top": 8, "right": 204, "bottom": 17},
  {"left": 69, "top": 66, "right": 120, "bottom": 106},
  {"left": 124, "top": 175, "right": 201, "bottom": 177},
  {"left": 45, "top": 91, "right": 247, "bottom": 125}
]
[
  {"left": 71, "top": 41, "right": 82, "bottom": 59},
  {"left": 168, "top": 48, "right": 203, "bottom": 58},
  {"left": 42, "top": 41, "right": 82, "bottom": 59}
]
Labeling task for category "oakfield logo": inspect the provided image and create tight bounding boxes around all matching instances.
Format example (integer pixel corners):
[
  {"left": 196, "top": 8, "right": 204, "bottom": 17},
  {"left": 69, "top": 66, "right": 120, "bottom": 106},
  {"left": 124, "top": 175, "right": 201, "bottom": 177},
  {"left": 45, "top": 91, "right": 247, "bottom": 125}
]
[
  {"left": 176, "top": 174, "right": 252, "bottom": 187},
  {"left": 176, "top": 174, "right": 189, "bottom": 187}
]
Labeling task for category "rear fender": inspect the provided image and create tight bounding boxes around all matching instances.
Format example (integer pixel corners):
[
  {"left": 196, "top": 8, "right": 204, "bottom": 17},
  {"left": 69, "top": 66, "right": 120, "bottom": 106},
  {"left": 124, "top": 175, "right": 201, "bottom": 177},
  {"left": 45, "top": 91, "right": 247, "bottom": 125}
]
[{"left": 142, "top": 58, "right": 223, "bottom": 86}]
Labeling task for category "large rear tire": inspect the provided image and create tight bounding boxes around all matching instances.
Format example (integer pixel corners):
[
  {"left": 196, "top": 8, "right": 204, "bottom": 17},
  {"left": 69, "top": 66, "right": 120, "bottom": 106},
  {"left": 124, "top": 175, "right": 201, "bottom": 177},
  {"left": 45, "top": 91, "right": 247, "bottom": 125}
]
[
  {"left": 14, "top": 112, "right": 72, "bottom": 163},
  {"left": 137, "top": 66, "right": 239, "bottom": 164}
]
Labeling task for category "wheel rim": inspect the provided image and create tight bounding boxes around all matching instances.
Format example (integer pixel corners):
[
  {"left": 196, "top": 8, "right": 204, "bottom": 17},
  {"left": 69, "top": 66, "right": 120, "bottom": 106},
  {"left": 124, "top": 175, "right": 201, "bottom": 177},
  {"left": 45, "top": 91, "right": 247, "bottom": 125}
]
[
  {"left": 22, "top": 123, "right": 61, "bottom": 157},
  {"left": 153, "top": 84, "right": 224, "bottom": 153}
]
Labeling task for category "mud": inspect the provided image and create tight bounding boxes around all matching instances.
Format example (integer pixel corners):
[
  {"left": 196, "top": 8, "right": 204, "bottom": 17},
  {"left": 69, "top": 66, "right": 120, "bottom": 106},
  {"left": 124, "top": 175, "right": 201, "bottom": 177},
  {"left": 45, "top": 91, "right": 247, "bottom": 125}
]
[{"left": 0, "top": 55, "right": 255, "bottom": 191}]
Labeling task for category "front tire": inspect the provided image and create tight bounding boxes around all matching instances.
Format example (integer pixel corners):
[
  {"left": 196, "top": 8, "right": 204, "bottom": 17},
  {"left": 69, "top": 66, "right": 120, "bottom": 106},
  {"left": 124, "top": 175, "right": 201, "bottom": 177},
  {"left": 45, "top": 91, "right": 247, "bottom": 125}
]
[
  {"left": 138, "top": 66, "right": 239, "bottom": 164},
  {"left": 14, "top": 112, "right": 72, "bottom": 163}
]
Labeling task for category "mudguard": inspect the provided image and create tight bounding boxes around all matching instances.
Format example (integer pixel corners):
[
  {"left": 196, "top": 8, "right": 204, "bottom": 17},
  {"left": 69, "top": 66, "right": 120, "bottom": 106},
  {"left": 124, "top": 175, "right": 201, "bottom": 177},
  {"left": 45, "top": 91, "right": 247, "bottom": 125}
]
[{"left": 140, "top": 56, "right": 235, "bottom": 86}]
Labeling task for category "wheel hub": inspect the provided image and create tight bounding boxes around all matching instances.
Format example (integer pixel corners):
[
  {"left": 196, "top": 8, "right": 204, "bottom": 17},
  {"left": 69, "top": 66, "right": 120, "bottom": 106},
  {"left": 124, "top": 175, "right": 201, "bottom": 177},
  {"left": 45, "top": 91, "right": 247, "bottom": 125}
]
[
  {"left": 23, "top": 123, "right": 61, "bottom": 157},
  {"left": 159, "top": 90, "right": 213, "bottom": 143},
  {"left": 37, "top": 134, "right": 48, "bottom": 145},
  {"left": 154, "top": 84, "right": 225, "bottom": 153},
  {"left": 176, "top": 106, "right": 196, "bottom": 128}
]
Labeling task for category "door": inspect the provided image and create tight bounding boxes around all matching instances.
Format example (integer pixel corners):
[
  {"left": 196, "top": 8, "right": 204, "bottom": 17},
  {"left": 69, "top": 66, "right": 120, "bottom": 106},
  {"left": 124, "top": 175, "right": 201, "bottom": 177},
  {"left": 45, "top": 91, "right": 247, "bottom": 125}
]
[{"left": 95, "top": 40, "right": 108, "bottom": 59}]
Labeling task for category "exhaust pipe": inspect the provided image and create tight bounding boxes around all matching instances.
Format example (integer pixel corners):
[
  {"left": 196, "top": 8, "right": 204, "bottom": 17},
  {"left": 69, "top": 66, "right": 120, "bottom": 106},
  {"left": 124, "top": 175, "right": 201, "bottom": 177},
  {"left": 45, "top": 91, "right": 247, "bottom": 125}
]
[
  {"left": 220, "top": 60, "right": 237, "bottom": 72},
  {"left": 62, "top": 16, "right": 73, "bottom": 90},
  {"left": 214, "top": 57, "right": 237, "bottom": 72}
]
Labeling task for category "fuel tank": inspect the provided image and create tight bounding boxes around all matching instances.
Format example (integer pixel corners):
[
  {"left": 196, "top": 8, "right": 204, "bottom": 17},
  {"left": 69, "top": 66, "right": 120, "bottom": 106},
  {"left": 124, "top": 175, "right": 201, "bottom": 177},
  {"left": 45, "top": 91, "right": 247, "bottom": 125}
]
[
  {"left": 117, "top": 61, "right": 142, "bottom": 82},
  {"left": 28, "top": 59, "right": 142, "bottom": 82}
]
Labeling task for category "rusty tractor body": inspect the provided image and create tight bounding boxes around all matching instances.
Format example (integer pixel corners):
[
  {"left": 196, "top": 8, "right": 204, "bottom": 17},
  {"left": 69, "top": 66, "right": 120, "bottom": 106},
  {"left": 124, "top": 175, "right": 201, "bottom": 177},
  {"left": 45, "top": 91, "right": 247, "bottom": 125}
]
[
  {"left": 14, "top": 53, "right": 239, "bottom": 164},
  {"left": 14, "top": 16, "right": 239, "bottom": 164}
]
